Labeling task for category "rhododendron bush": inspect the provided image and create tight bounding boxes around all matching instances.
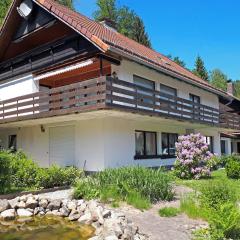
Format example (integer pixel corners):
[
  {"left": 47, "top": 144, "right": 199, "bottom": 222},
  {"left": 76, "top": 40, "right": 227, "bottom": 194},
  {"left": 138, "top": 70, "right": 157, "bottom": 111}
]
[{"left": 174, "top": 133, "right": 213, "bottom": 179}]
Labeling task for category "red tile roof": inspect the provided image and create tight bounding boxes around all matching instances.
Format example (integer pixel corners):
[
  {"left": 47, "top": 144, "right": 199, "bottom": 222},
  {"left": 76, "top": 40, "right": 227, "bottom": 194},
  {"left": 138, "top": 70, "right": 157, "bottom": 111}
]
[{"left": 3, "top": 0, "right": 229, "bottom": 96}]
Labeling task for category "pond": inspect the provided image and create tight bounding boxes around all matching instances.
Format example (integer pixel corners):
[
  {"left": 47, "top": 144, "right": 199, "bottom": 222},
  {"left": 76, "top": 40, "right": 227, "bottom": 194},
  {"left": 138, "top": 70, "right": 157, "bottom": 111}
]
[{"left": 0, "top": 216, "right": 95, "bottom": 240}]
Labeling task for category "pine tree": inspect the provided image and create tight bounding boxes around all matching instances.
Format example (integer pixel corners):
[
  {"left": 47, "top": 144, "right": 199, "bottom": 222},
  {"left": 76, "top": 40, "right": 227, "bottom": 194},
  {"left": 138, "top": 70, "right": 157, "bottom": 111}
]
[
  {"left": 210, "top": 69, "right": 228, "bottom": 91},
  {"left": 94, "top": 0, "right": 152, "bottom": 48},
  {"left": 193, "top": 56, "right": 209, "bottom": 81},
  {"left": 94, "top": 0, "right": 118, "bottom": 22},
  {"left": 131, "top": 16, "right": 151, "bottom": 48},
  {"left": 167, "top": 55, "right": 186, "bottom": 68}
]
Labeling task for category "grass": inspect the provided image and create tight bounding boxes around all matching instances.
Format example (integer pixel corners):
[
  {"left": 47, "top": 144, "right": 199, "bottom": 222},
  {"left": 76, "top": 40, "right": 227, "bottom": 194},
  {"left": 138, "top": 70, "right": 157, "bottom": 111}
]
[
  {"left": 180, "top": 194, "right": 209, "bottom": 220},
  {"left": 158, "top": 207, "right": 180, "bottom": 217},
  {"left": 176, "top": 169, "right": 240, "bottom": 200}
]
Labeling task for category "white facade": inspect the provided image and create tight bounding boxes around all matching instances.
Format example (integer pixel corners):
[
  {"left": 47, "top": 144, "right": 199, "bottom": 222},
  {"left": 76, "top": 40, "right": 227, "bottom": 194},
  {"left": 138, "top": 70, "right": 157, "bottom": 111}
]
[
  {"left": 0, "top": 114, "right": 222, "bottom": 172},
  {"left": 112, "top": 60, "right": 219, "bottom": 109},
  {"left": 0, "top": 74, "right": 38, "bottom": 101},
  {"left": 0, "top": 59, "right": 231, "bottom": 171}
]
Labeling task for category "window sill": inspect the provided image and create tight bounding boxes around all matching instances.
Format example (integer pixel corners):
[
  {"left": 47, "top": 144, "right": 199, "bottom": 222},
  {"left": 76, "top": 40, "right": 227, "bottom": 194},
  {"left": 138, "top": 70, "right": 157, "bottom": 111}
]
[{"left": 134, "top": 155, "right": 176, "bottom": 160}]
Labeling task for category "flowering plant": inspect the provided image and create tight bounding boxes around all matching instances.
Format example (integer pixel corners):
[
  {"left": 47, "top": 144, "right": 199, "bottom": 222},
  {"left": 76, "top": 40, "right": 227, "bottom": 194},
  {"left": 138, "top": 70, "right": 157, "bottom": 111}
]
[{"left": 174, "top": 133, "right": 213, "bottom": 179}]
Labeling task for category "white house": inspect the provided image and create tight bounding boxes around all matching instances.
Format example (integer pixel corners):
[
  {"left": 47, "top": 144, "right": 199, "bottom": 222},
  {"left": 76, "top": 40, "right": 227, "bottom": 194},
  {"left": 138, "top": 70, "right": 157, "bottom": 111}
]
[{"left": 0, "top": 0, "right": 239, "bottom": 172}]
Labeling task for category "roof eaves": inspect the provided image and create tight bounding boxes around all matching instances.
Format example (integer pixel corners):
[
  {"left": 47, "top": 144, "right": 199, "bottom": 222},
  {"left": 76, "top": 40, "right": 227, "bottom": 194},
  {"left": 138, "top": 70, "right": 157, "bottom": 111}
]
[
  {"left": 33, "top": 0, "right": 110, "bottom": 53},
  {"left": 108, "top": 45, "right": 230, "bottom": 99}
]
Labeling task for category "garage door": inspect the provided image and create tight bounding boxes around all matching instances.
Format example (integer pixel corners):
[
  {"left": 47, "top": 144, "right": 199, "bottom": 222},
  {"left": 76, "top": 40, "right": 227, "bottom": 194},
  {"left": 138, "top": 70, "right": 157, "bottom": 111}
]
[{"left": 49, "top": 125, "right": 75, "bottom": 167}]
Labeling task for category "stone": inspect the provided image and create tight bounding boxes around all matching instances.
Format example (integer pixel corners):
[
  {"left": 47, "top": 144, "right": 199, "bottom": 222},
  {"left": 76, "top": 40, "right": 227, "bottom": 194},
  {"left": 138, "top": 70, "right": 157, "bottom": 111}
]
[
  {"left": 0, "top": 200, "right": 10, "bottom": 213},
  {"left": 104, "top": 235, "right": 118, "bottom": 240},
  {"left": 103, "top": 219, "right": 123, "bottom": 238},
  {"left": 33, "top": 207, "right": 44, "bottom": 215},
  {"left": 67, "top": 201, "right": 77, "bottom": 211},
  {"left": 68, "top": 210, "right": 81, "bottom": 221},
  {"left": 52, "top": 210, "right": 62, "bottom": 216},
  {"left": 0, "top": 209, "right": 16, "bottom": 221},
  {"left": 77, "top": 199, "right": 85, "bottom": 206},
  {"left": 102, "top": 209, "right": 111, "bottom": 218},
  {"left": 47, "top": 200, "right": 61, "bottom": 211},
  {"left": 38, "top": 211, "right": 45, "bottom": 216},
  {"left": 59, "top": 207, "right": 70, "bottom": 217},
  {"left": 78, "top": 212, "right": 92, "bottom": 224},
  {"left": 19, "top": 195, "right": 27, "bottom": 202},
  {"left": 17, "top": 201, "right": 26, "bottom": 209},
  {"left": 78, "top": 203, "right": 87, "bottom": 212},
  {"left": 39, "top": 199, "right": 48, "bottom": 208},
  {"left": 8, "top": 197, "right": 20, "bottom": 209},
  {"left": 25, "top": 198, "right": 38, "bottom": 209},
  {"left": 89, "top": 236, "right": 104, "bottom": 240},
  {"left": 17, "top": 209, "right": 33, "bottom": 217}
]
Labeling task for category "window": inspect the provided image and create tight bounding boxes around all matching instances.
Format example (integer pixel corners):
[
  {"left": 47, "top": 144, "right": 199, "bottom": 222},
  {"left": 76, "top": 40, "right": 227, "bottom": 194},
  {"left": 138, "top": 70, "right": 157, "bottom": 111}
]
[
  {"left": 133, "top": 75, "right": 155, "bottom": 90},
  {"left": 221, "top": 140, "right": 226, "bottom": 155},
  {"left": 205, "top": 136, "right": 214, "bottom": 153},
  {"left": 160, "top": 84, "right": 177, "bottom": 97},
  {"left": 161, "top": 133, "right": 178, "bottom": 157},
  {"left": 133, "top": 75, "right": 155, "bottom": 106},
  {"left": 160, "top": 84, "right": 177, "bottom": 109},
  {"left": 8, "top": 135, "right": 17, "bottom": 152},
  {"left": 190, "top": 94, "right": 201, "bottom": 120},
  {"left": 135, "top": 131, "right": 157, "bottom": 158}
]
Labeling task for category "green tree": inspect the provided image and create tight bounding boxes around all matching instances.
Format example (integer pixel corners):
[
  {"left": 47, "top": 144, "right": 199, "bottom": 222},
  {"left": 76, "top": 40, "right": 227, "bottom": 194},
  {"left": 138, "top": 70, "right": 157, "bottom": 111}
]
[
  {"left": 167, "top": 55, "right": 186, "bottom": 68},
  {"left": 193, "top": 55, "right": 209, "bottom": 81},
  {"left": 0, "top": 0, "right": 11, "bottom": 26},
  {"left": 94, "top": 0, "right": 118, "bottom": 22},
  {"left": 57, "top": 0, "right": 74, "bottom": 9},
  {"left": 210, "top": 69, "right": 228, "bottom": 91},
  {"left": 233, "top": 80, "right": 240, "bottom": 98},
  {"left": 131, "top": 16, "right": 151, "bottom": 48},
  {"left": 94, "top": 0, "right": 152, "bottom": 48}
]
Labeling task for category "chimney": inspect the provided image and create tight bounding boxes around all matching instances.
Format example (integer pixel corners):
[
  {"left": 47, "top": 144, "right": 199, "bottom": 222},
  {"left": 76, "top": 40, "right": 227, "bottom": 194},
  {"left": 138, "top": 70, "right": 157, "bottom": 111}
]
[
  {"left": 100, "top": 17, "right": 117, "bottom": 32},
  {"left": 227, "top": 80, "right": 234, "bottom": 95}
]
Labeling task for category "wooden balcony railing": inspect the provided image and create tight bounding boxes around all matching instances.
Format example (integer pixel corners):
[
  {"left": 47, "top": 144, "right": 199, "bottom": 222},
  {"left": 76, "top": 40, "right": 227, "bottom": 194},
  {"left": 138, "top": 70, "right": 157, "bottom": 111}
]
[
  {"left": 0, "top": 76, "right": 239, "bottom": 130},
  {"left": 220, "top": 112, "right": 240, "bottom": 130}
]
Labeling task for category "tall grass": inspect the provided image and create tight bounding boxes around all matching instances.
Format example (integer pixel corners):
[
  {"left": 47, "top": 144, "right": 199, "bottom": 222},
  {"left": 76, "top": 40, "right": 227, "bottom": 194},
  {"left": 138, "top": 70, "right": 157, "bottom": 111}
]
[{"left": 74, "top": 166, "right": 174, "bottom": 210}]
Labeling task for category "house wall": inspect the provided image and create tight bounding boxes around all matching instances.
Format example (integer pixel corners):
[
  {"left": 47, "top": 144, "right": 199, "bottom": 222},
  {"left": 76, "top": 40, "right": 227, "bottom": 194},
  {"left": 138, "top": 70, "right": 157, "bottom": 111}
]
[
  {"left": 112, "top": 60, "right": 219, "bottom": 109},
  {"left": 0, "top": 74, "right": 38, "bottom": 101},
  {"left": 0, "top": 116, "right": 221, "bottom": 171}
]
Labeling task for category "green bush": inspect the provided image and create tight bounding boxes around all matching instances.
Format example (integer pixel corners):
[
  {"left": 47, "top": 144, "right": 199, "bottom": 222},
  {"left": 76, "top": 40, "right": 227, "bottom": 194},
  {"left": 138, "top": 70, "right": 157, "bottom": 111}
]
[
  {"left": 10, "top": 151, "right": 39, "bottom": 188},
  {"left": 200, "top": 180, "right": 237, "bottom": 210},
  {"left": 225, "top": 155, "right": 240, "bottom": 179},
  {"left": 74, "top": 167, "right": 174, "bottom": 209},
  {"left": 208, "top": 203, "right": 240, "bottom": 240},
  {"left": 37, "top": 165, "right": 83, "bottom": 189},
  {"left": 0, "top": 151, "right": 12, "bottom": 193},
  {"left": 159, "top": 207, "right": 180, "bottom": 217}
]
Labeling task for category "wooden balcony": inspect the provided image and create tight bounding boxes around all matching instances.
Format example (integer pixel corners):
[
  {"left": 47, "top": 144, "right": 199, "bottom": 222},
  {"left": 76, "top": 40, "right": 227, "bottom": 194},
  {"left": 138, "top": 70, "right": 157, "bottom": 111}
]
[{"left": 0, "top": 76, "right": 239, "bottom": 130}]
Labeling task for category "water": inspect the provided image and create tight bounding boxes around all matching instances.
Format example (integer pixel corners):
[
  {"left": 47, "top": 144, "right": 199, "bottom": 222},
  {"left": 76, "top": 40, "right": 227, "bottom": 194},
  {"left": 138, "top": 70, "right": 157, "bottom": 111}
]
[{"left": 0, "top": 216, "right": 95, "bottom": 240}]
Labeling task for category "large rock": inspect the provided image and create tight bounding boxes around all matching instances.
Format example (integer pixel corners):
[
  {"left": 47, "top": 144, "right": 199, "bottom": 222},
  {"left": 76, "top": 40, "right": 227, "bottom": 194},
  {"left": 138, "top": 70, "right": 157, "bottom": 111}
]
[
  {"left": 17, "top": 201, "right": 26, "bottom": 209},
  {"left": 39, "top": 199, "right": 48, "bottom": 209},
  {"left": 67, "top": 201, "right": 77, "bottom": 211},
  {"left": 25, "top": 198, "right": 38, "bottom": 209},
  {"left": 78, "top": 212, "right": 92, "bottom": 224},
  {"left": 0, "top": 209, "right": 16, "bottom": 221},
  {"left": 8, "top": 197, "right": 20, "bottom": 209},
  {"left": 17, "top": 209, "right": 33, "bottom": 217},
  {"left": 0, "top": 200, "right": 10, "bottom": 213},
  {"left": 104, "top": 236, "right": 118, "bottom": 240},
  {"left": 59, "top": 207, "right": 70, "bottom": 217},
  {"left": 103, "top": 219, "right": 123, "bottom": 238},
  {"left": 47, "top": 200, "right": 62, "bottom": 211},
  {"left": 68, "top": 210, "right": 81, "bottom": 221}
]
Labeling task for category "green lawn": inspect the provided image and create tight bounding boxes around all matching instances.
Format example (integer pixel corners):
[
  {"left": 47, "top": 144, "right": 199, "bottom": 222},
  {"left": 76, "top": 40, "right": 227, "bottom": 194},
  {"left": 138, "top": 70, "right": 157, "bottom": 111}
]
[{"left": 176, "top": 169, "right": 240, "bottom": 199}]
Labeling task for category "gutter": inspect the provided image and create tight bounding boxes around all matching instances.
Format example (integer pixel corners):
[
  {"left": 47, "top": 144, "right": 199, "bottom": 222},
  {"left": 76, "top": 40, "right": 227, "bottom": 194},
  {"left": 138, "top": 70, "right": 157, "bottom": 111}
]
[{"left": 108, "top": 46, "right": 231, "bottom": 100}]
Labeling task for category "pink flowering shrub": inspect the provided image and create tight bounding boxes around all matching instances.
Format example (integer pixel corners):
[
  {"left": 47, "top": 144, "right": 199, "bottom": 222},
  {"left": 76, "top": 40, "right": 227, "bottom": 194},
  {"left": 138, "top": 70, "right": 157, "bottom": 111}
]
[{"left": 174, "top": 133, "right": 213, "bottom": 179}]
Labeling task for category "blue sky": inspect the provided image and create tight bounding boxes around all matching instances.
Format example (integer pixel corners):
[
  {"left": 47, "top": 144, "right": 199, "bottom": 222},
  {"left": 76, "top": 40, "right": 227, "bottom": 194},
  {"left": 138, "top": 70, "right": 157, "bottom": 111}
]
[{"left": 74, "top": 0, "right": 240, "bottom": 80}]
